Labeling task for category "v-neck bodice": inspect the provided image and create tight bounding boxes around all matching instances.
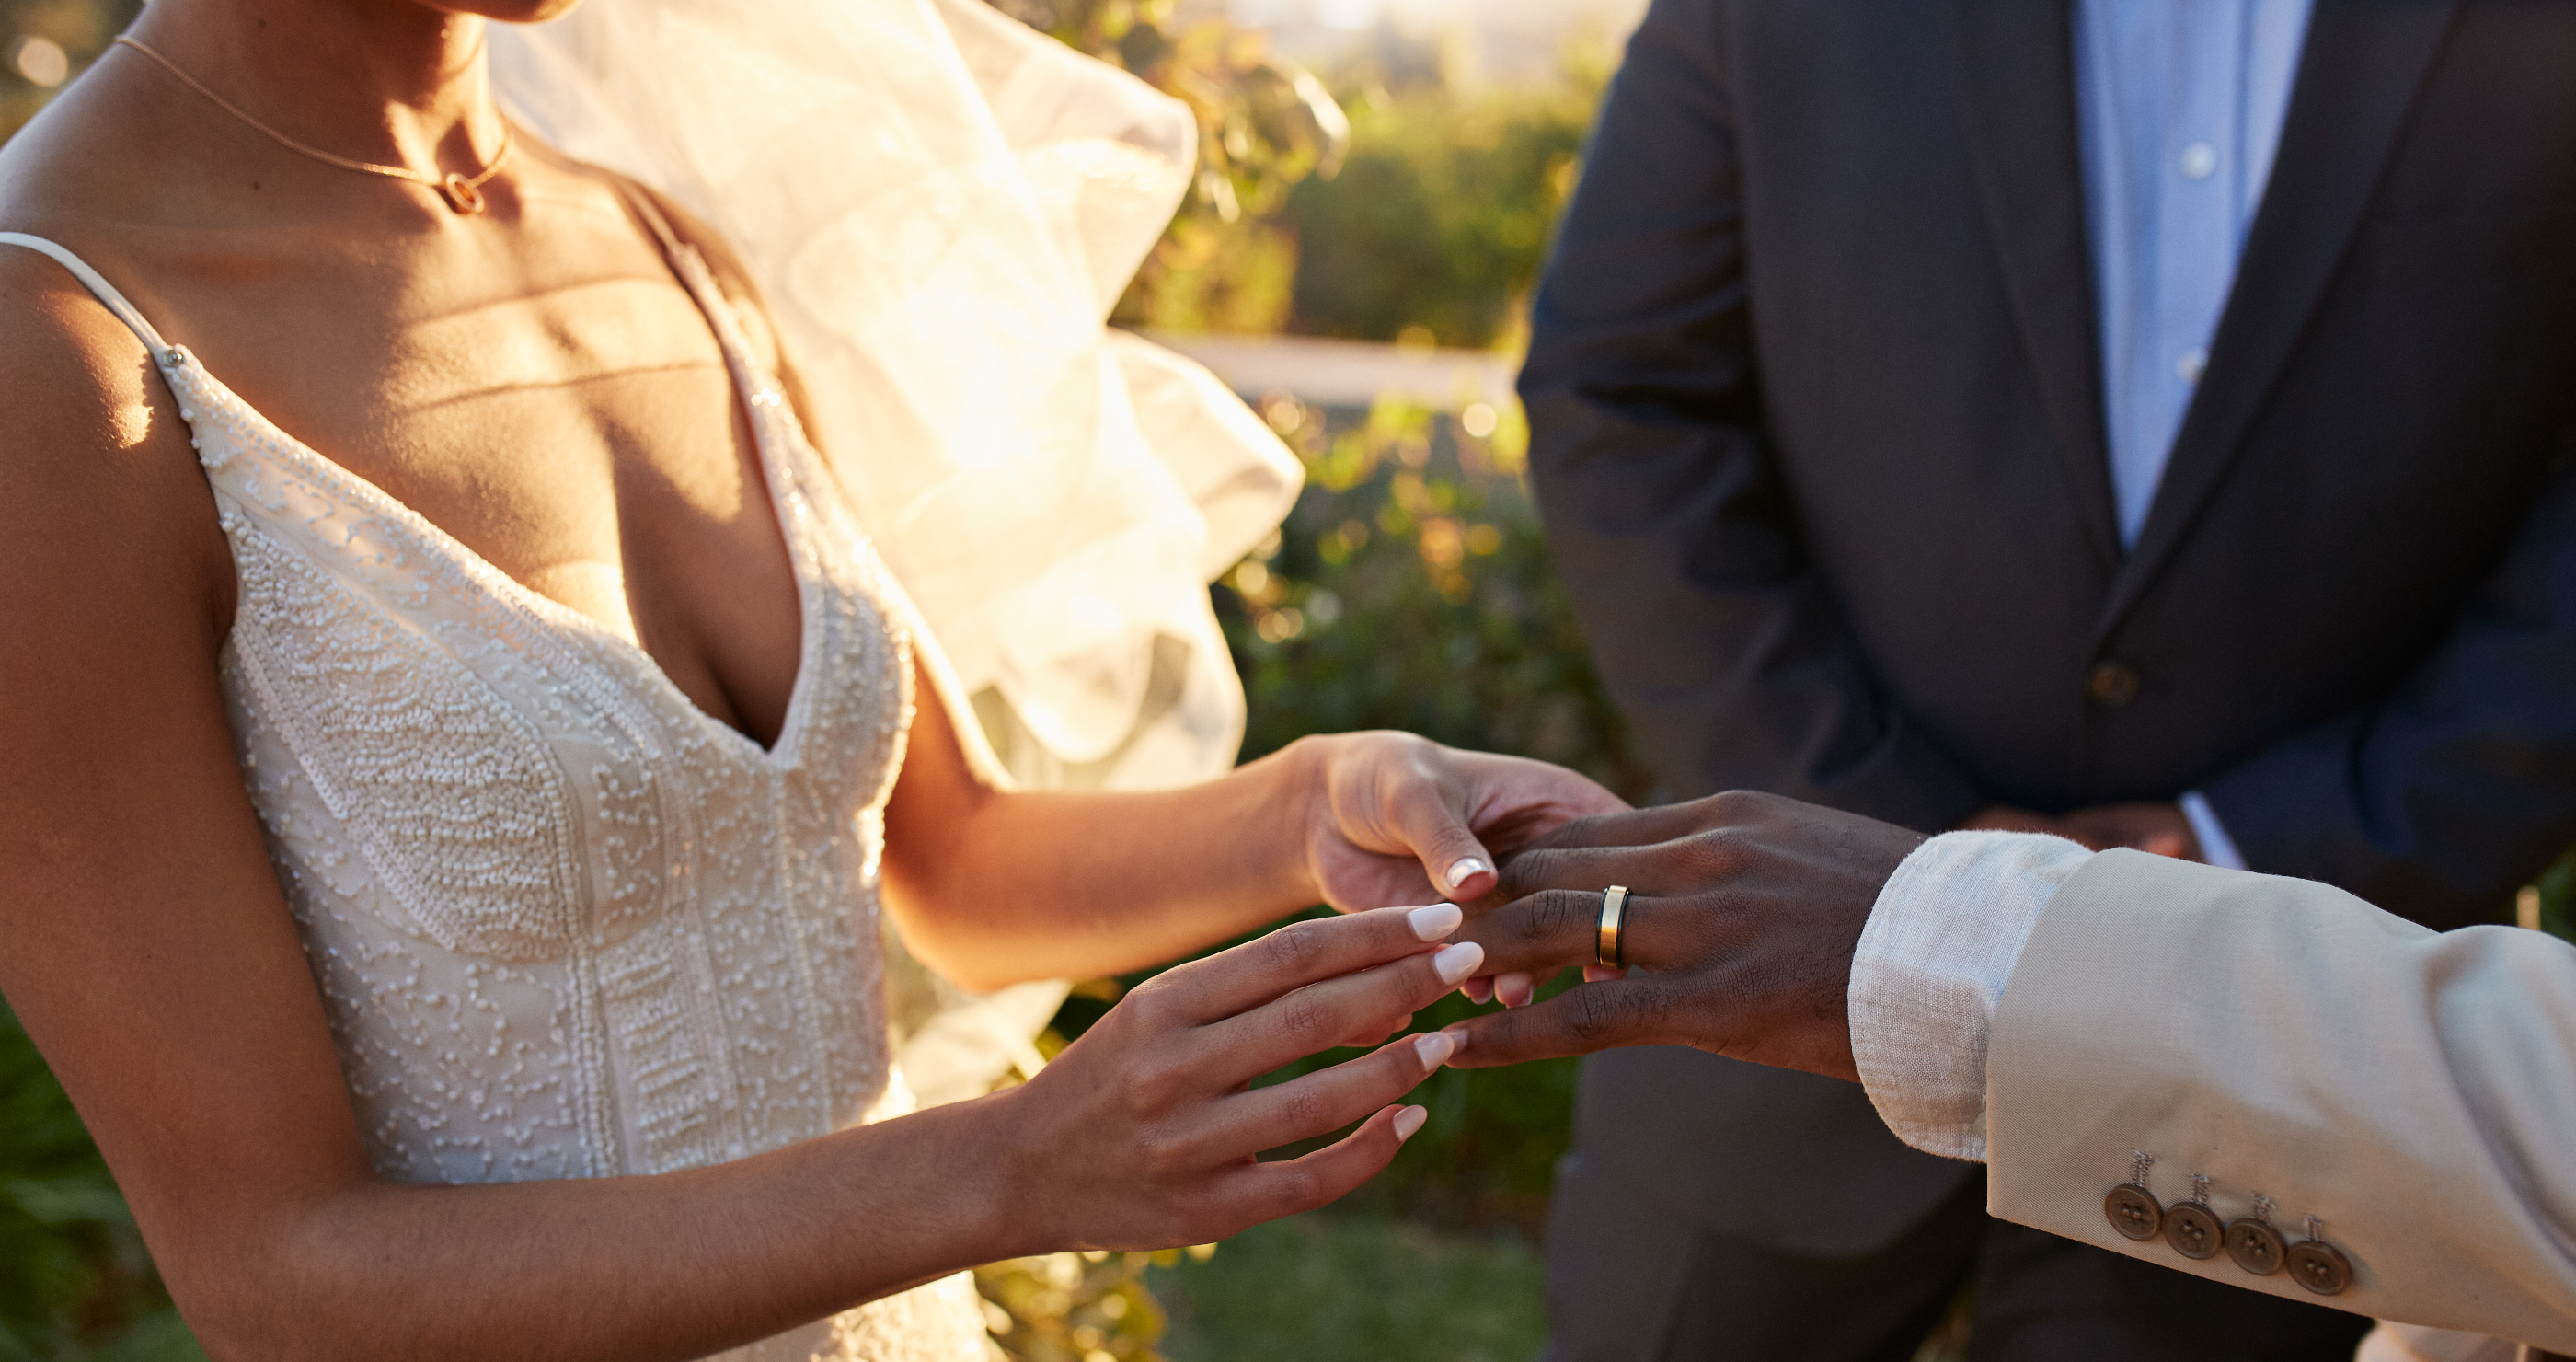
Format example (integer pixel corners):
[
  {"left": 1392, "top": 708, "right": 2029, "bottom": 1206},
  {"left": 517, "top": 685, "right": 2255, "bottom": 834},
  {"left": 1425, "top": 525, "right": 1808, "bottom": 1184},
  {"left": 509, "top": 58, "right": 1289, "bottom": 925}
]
[{"left": 1, "top": 230, "right": 994, "bottom": 1362}]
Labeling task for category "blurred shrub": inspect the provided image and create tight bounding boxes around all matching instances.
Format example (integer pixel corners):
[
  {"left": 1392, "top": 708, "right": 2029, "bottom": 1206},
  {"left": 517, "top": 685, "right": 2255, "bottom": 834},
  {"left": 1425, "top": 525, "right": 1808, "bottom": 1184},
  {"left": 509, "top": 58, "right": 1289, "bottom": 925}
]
[
  {"left": 1282, "top": 34, "right": 1608, "bottom": 348},
  {"left": 990, "top": 0, "right": 1349, "bottom": 335},
  {"left": 976, "top": 1247, "right": 1203, "bottom": 1362},
  {"left": 1, "top": 0, "right": 138, "bottom": 143},
  {"left": 1222, "top": 392, "right": 1639, "bottom": 791}
]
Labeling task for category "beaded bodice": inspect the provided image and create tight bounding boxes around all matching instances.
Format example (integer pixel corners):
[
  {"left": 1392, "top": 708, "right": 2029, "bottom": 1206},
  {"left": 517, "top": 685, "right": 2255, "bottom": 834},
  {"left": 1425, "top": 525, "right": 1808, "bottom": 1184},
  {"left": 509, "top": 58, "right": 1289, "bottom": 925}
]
[{"left": 0, "top": 230, "right": 992, "bottom": 1362}]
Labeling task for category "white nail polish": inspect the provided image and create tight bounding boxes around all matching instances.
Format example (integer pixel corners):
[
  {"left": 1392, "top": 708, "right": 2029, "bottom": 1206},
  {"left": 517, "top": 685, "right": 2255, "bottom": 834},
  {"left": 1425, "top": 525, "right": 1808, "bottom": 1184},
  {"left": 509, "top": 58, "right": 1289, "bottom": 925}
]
[
  {"left": 1413, "top": 1031, "right": 1455, "bottom": 1068},
  {"left": 1432, "top": 941, "right": 1485, "bottom": 986},
  {"left": 1446, "top": 857, "right": 1491, "bottom": 892},
  {"left": 1393, "top": 1105, "right": 1428, "bottom": 1140},
  {"left": 1407, "top": 903, "right": 1463, "bottom": 941}
]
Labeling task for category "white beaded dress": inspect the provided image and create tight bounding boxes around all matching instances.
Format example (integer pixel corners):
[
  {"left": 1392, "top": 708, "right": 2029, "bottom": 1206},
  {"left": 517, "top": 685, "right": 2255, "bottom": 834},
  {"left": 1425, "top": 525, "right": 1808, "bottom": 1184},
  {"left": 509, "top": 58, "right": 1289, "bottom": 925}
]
[{"left": 0, "top": 225, "right": 996, "bottom": 1362}]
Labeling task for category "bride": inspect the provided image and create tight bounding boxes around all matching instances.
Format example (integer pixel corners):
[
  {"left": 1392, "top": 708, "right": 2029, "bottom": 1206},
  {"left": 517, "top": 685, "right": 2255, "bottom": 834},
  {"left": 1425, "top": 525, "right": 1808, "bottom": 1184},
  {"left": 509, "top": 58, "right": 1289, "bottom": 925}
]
[{"left": 0, "top": 0, "right": 1620, "bottom": 1356}]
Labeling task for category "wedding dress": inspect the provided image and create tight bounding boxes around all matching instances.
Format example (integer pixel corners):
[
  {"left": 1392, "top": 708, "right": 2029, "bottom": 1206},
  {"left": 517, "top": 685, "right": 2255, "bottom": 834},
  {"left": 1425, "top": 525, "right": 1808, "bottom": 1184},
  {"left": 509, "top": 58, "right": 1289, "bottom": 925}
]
[{"left": 0, "top": 215, "right": 990, "bottom": 1359}]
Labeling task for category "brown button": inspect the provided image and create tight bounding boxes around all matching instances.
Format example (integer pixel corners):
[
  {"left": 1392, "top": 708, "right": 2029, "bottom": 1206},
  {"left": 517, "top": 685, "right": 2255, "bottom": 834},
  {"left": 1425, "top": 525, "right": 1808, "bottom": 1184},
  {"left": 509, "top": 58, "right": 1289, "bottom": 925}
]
[
  {"left": 2225, "top": 1218, "right": 2286, "bottom": 1275},
  {"left": 2103, "top": 1183, "right": 2163, "bottom": 1241},
  {"left": 2087, "top": 660, "right": 2143, "bottom": 707},
  {"left": 2164, "top": 1202, "right": 2223, "bottom": 1259},
  {"left": 2287, "top": 1239, "right": 2353, "bottom": 1296}
]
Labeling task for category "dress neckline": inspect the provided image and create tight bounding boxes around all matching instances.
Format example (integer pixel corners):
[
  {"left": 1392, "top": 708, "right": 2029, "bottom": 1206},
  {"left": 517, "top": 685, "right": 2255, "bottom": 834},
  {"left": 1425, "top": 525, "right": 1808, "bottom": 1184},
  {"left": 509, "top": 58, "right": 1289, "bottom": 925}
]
[{"left": 155, "top": 271, "right": 822, "bottom": 769}]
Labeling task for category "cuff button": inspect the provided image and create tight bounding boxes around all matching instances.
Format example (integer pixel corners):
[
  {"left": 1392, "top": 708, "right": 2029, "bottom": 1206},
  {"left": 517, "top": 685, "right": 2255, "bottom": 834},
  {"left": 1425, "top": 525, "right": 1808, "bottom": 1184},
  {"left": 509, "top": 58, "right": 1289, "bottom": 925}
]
[
  {"left": 2225, "top": 1218, "right": 2287, "bottom": 1275},
  {"left": 2164, "top": 1202, "right": 2223, "bottom": 1260},
  {"left": 2104, "top": 1184, "right": 2163, "bottom": 1241},
  {"left": 2288, "top": 1239, "right": 2353, "bottom": 1296}
]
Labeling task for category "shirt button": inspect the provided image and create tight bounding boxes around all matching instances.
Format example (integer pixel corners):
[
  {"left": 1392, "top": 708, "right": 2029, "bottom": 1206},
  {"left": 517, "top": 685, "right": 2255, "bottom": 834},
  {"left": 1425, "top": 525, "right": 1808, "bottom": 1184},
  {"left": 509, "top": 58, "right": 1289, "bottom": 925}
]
[
  {"left": 2225, "top": 1218, "right": 2287, "bottom": 1275},
  {"left": 2177, "top": 348, "right": 2208, "bottom": 384},
  {"left": 2104, "top": 1184, "right": 2163, "bottom": 1241},
  {"left": 2287, "top": 1239, "right": 2354, "bottom": 1295},
  {"left": 2164, "top": 1202, "right": 2224, "bottom": 1259},
  {"left": 2179, "top": 141, "right": 2219, "bottom": 180},
  {"left": 2087, "top": 660, "right": 2142, "bottom": 708}
]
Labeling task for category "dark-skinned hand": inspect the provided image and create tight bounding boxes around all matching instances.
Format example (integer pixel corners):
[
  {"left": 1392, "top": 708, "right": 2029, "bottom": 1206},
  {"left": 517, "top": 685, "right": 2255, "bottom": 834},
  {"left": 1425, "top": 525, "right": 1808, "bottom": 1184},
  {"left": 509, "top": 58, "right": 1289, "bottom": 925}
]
[{"left": 1439, "top": 791, "right": 1925, "bottom": 1082}]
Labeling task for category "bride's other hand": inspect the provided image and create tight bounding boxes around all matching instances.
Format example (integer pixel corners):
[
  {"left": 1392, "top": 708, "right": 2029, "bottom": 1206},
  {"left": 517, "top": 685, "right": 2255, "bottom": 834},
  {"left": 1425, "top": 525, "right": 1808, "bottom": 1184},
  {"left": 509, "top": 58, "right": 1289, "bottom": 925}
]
[
  {"left": 996, "top": 903, "right": 1482, "bottom": 1250},
  {"left": 1294, "top": 732, "right": 1627, "bottom": 916}
]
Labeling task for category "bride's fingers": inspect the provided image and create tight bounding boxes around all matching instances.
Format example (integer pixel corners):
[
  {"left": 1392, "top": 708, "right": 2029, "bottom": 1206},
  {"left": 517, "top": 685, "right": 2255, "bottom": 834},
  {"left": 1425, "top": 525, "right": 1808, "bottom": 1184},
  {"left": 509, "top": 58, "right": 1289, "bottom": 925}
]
[
  {"left": 1154, "top": 904, "right": 1457, "bottom": 1025},
  {"left": 1330, "top": 1012, "right": 1410, "bottom": 1049},
  {"left": 1202, "top": 1030, "right": 1450, "bottom": 1154},
  {"left": 1369, "top": 762, "right": 1500, "bottom": 900},
  {"left": 1216, "top": 1102, "right": 1428, "bottom": 1226},
  {"left": 1198, "top": 940, "right": 1483, "bottom": 1079}
]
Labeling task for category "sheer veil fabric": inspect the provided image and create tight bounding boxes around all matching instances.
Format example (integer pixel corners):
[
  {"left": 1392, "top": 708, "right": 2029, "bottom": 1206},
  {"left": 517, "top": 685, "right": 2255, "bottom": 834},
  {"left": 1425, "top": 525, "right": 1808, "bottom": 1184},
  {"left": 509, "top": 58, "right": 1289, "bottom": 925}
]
[
  {"left": 492, "top": 0, "right": 1299, "bottom": 796},
  {"left": 492, "top": 0, "right": 1304, "bottom": 1095}
]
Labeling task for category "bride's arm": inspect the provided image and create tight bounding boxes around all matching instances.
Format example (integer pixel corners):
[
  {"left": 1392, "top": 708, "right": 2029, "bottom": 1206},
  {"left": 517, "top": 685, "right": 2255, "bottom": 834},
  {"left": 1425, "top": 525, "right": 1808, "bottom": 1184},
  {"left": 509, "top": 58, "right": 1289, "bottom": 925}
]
[
  {"left": 0, "top": 260, "right": 1468, "bottom": 1362},
  {"left": 880, "top": 669, "right": 1616, "bottom": 988}
]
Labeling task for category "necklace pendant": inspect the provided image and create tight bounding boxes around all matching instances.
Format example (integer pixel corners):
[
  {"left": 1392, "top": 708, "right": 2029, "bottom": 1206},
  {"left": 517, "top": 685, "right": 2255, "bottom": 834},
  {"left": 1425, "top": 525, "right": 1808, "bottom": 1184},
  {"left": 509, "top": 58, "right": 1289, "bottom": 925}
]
[{"left": 439, "top": 173, "right": 487, "bottom": 214}]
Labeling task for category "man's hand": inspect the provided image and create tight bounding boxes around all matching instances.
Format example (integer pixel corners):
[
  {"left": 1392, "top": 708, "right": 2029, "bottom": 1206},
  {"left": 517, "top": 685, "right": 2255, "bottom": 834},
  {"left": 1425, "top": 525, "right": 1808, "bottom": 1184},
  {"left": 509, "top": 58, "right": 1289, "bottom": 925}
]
[
  {"left": 1437, "top": 791, "right": 1924, "bottom": 1081},
  {"left": 1958, "top": 802, "right": 2197, "bottom": 859}
]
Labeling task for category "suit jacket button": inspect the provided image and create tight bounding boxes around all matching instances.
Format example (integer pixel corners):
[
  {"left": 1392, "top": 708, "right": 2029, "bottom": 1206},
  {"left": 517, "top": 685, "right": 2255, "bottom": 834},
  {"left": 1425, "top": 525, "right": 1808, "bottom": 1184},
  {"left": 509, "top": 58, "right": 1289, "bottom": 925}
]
[
  {"left": 2287, "top": 1239, "right": 2353, "bottom": 1295},
  {"left": 2104, "top": 1184, "right": 2162, "bottom": 1241},
  {"left": 2087, "top": 660, "right": 2143, "bottom": 707},
  {"left": 2164, "top": 1202, "right": 2223, "bottom": 1259},
  {"left": 2225, "top": 1218, "right": 2286, "bottom": 1275}
]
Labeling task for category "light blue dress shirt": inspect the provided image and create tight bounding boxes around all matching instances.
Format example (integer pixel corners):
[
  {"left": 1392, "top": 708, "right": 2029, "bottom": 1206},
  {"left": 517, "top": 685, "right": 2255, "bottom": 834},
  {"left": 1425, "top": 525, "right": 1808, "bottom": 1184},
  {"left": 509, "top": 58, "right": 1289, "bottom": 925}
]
[{"left": 2072, "top": 0, "right": 2314, "bottom": 868}]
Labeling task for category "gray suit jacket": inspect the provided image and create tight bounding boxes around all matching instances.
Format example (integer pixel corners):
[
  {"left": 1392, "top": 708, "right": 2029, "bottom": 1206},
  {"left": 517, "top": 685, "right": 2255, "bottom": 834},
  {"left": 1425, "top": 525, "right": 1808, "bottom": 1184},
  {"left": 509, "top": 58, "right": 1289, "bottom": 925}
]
[{"left": 1532, "top": 0, "right": 2576, "bottom": 1251}]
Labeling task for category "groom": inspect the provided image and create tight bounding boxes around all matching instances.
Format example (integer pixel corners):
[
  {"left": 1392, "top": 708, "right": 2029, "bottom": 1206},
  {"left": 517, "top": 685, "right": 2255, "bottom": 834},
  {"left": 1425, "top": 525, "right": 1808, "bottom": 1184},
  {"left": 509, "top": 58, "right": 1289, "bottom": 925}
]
[{"left": 1518, "top": 0, "right": 2576, "bottom": 1358}]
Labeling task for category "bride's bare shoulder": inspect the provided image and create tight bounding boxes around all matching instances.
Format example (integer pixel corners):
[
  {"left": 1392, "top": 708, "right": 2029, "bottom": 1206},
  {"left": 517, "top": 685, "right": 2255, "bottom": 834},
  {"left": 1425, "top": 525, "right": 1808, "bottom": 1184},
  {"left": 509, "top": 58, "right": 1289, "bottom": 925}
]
[{"left": 0, "top": 221, "right": 236, "bottom": 641}]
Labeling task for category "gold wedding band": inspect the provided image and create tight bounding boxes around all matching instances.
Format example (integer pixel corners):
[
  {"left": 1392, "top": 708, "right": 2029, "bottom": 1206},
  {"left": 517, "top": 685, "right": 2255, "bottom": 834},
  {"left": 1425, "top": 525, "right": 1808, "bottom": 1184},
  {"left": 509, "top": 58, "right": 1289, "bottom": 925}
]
[{"left": 1596, "top": 885, "right": 1629, "bottom": 970}]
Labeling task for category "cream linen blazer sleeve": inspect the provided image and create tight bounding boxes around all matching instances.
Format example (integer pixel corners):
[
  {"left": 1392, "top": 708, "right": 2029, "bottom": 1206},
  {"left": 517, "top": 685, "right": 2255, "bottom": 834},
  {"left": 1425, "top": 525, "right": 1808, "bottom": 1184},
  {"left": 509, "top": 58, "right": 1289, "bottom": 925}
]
[{"left": 1984, "top": 848, "right": 2576, "bottom": 1353}]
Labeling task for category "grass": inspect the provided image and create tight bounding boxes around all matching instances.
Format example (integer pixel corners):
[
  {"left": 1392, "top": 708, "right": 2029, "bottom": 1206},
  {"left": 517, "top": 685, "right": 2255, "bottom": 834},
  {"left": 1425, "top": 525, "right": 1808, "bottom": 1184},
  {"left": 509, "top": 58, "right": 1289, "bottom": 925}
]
[{"left": 1149, "top": 1213, "right": 1549, "bottom": 1362}]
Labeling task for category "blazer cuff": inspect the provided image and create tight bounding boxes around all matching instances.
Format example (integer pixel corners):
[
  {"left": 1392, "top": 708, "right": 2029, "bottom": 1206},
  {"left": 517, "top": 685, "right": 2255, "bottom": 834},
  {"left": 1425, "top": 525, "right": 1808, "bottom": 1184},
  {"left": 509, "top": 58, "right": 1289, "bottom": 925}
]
[{"left": 1849, "top": 830, "right": 2095, "bottom": 1161}]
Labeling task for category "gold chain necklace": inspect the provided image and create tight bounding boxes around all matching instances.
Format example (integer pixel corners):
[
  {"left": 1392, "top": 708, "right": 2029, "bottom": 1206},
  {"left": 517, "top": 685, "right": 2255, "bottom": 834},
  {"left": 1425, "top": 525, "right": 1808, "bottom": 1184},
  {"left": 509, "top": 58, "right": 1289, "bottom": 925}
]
[{"left": 114, "top": 35, "right": 513, "bottom": 214}]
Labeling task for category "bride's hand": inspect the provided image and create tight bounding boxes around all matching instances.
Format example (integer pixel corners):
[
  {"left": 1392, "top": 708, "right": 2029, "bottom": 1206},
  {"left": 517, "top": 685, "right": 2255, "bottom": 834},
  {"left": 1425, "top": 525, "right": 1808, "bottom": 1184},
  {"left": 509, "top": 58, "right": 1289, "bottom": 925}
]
[
  {"left": 1292, "top": 732, "right": 1628, "bottom": 915},
  {"left": 993, "top": 903, "right": 1485, "bottom": 1251}
]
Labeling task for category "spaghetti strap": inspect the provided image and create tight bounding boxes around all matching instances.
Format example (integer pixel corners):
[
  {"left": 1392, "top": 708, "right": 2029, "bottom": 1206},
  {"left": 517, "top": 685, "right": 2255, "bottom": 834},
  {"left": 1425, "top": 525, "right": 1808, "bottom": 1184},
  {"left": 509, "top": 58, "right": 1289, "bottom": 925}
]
[
  {"left": 610, "top": 181, "right": 692, "bottom": 262},
  {"left": 0, "top": 232, "right": 177, "bottom": 359}
]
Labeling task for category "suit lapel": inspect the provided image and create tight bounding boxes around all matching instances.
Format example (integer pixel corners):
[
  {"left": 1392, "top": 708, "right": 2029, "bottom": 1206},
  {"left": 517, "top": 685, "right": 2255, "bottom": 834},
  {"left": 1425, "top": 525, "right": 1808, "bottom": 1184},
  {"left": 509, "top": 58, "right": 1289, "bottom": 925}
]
[
  {"left": 2099, "top": 0, "right": 2466, "bottom": 636},
  {"left": 1943, "top": 0, "right": 2122, "bottom": 576}
]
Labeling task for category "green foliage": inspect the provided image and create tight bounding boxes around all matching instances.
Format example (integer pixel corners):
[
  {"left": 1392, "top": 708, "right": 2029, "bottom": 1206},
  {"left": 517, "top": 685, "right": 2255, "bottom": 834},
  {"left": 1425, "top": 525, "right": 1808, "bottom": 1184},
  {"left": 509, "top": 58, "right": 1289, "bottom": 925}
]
[
  {"left": 991, "top": 0, "right": 1351, "bottom": 335},
  {"left": 1222, "top": 392, "right": 1641, "bottom": 794},
  {"left": 1, "top": 0, "right": 138, "bottom": 143},
  {"left": 0, "top": 1001, "right": 202, "bottom": 1362},
  {"left": 1282, "top": 40, "right": 1607, "bottom": 348},
  {"left": 1149, "top": 1213, "right": 1546, "bottom": 1362}
]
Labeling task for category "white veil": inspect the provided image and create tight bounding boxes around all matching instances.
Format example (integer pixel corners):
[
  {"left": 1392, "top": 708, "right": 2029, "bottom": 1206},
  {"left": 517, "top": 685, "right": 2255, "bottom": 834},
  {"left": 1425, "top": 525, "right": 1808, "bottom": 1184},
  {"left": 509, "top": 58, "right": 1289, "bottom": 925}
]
[{"left": 489, "top": 0, "right": 1304, "bottom": 1100}]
